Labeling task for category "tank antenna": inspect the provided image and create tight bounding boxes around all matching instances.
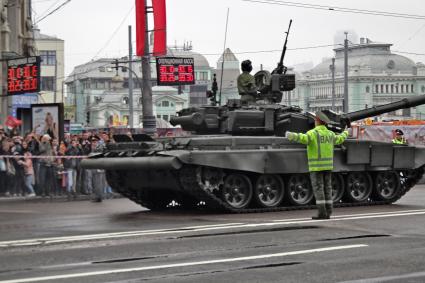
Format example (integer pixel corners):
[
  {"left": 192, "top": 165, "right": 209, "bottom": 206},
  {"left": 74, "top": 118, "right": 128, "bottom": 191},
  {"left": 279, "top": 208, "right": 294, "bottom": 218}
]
[{"left": 218, "top": 8, "right": 230, "bottom": 106}]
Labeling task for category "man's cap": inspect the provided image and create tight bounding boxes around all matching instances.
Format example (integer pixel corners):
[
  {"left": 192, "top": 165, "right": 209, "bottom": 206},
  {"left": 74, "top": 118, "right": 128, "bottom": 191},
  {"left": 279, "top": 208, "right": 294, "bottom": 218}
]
[
  {"left": 395, "top": 129, "right": 404, "bottom": 135},
  {"left": 315, "top": 111, "right": 332, "bottom": 124}
]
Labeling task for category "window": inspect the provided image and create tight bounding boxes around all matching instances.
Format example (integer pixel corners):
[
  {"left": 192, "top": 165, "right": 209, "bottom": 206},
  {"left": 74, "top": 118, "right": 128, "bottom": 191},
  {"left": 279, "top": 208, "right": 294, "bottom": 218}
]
[
  {"left": 162, "top": 100, "right": 170, "bottom": 107},
  {"left": 163, "top": 115, "right": 169, "bottom": 121},
  {"left": 391, "top": 85, "right": 394, "bottom": 93},
  {"left": 381, "top": 85, "right": 384, "bottom": 93},
  {"left": 139, "top": 97, "right": 143, "bottom": 105},
  {"left": 40, "top": 76, "right": 55, "bottom": 91},
  {"left": 122, "top": 97, "right": 129, "bottom": 104},
  {"left": 99, "top": 67, "right": 105, "bottom": 72},
  {"left": 375, "top": 85, "right": 379, "bottom": 93},
  {"left": 422, "top": 86, "right": 425, "bottom": 93},
  {"left": 40, "top": 51, "right": 56, "bottom": 65},
  {"left": 385, "top": 85, "right": 389, "bottom": 93},
  {"left": 156, "top": 114, "right": 161, "bottom": 118},
  {"left": 366, "top": 86, "right": 370, "bottom": 93},
  {"left": 411, "top": 84, "right": 414, "bottom": 93},
  {"left": 401, "top": 85, "right": 404, "bottom": 93},
  {"left": 139, "top": 115, "right": 144, "bottom": 124}
]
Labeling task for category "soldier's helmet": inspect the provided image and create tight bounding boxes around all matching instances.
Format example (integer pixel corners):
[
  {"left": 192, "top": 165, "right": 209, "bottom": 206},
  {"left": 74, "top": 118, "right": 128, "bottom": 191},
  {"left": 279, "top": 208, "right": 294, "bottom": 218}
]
[
  {"left": 395, "top": 129, "right": 404, "bottom": 136},
  {"left": 241, "top": 60, "right": 253, "bottom": 73}
]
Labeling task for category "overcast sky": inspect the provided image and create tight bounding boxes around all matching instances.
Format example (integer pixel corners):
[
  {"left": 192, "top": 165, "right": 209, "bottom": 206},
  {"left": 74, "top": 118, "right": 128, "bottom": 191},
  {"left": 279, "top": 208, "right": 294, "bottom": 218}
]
[{"left": 32, "top": 0, "right": 425, "bottom": 76}]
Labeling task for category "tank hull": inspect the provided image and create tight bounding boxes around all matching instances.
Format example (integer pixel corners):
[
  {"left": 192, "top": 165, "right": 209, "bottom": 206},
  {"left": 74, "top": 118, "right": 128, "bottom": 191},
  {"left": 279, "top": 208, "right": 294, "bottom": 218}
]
[{"left": 82, "top": 136, "right": 425, "bottom": 212}]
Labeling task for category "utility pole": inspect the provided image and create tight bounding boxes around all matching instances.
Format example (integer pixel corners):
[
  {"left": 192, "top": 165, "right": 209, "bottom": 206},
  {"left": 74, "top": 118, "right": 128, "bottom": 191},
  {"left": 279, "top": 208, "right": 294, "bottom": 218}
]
[
  {"left": 330, "top": 57, "right": 335, "bottom": 111},
  {"left": 141, "top": 0, "right": 156, "bottom": 135},
  {"left": 343, "top": 32, "right": 349, "bottom": 113},
  {"left": 128, "top": 25, "right": 134, "bottom": 128}
]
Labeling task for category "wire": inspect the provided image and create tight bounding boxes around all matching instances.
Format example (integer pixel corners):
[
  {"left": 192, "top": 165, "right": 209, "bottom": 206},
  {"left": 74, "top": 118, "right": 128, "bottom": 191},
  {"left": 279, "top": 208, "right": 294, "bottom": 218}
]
[
  {"left": 202, "top": 44, "right": 339, "bottom": 56},
  {"left": 35, "top": 0, "right": 72, "bottom": 24},
  {"left": 91, "top": 5, "right": 134, "bottom": 61},
  {"left": 242, "top": 0, "right": 425, "bottom": 20},
  {"left": 35, "top": 0, "right": 62, "bottom": 22}
]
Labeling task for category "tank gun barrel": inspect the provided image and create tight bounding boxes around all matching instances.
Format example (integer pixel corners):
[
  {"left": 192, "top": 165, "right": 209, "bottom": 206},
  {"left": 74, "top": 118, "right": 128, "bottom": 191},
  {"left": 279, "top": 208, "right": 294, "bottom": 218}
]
[
  {"left": 342, "top": 94, "right": 425, "bottom": 123},
  {"left": 322, "top": 94, "right": 425, "bottom": 131}
]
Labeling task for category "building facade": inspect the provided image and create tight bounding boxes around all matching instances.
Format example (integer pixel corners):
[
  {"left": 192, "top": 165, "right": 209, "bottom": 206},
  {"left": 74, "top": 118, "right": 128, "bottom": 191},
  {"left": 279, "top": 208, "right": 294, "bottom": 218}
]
[
  {"left": 294, "top": 38, "right": 425, "bottom": 119},
  {"left": 65, "top": 46, "right": 212, "bottom": 127},
  {"left": 0, "top": 0, "right": 36, "bottom": 122},
  {"left": 214, "top": 48, "right": 240, "bottom": 104},
  {"left": 34, "top": 28, "right": 65, "bottom": 104}
]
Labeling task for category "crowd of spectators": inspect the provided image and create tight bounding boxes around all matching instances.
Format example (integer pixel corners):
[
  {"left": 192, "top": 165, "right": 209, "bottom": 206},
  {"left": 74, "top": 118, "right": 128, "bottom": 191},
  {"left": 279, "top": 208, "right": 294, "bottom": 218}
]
[{"left": 0, "top": 126, "right": 115, "bottom": 202}]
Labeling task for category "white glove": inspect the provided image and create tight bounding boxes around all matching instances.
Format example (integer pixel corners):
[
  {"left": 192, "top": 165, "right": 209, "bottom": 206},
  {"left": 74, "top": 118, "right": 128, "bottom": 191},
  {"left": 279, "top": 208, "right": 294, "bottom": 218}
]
[{"left": 285, "top": 131, "right": 291, "bottom": 139}]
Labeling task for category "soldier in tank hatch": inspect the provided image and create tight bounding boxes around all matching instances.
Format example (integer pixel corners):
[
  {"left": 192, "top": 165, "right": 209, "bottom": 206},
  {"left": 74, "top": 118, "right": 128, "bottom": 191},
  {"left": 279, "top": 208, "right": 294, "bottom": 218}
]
[
  {"left": 286, "top": 111, "right": 349, "bottom": 220},
  {"left": 237, "top": 59, "right": 258, "bottom": 102}
]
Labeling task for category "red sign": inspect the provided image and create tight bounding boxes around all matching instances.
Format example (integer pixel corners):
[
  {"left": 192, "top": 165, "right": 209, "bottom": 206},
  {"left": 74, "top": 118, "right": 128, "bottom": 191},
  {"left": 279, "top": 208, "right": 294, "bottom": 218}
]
[
  {"left": 156, "top": 57, "right": 195, "bottom": 86},
  {"left": 6, "top": 56, "right": 41, "bottom": 96}
]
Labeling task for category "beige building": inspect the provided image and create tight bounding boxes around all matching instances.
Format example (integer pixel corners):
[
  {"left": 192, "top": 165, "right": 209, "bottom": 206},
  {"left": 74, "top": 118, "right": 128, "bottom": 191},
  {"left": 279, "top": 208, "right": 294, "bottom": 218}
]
[
  {"left": 34, "top": 28, "right": 65, "bottom": 104},
  {"left": 0, "top": 0, "right": 35, "bottom": 122}
]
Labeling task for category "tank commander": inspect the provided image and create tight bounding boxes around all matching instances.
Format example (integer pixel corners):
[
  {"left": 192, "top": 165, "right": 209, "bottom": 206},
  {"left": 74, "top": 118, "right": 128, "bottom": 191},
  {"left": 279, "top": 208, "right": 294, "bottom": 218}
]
[
  {"left": 392, "top": 129, "right": 407, "bottom": 145},
  {"left": 237, "top": 60, "right": 258, "bottom": 102},
  {"left": 285, "top": 111, "right": 349, "bottom": 220}
]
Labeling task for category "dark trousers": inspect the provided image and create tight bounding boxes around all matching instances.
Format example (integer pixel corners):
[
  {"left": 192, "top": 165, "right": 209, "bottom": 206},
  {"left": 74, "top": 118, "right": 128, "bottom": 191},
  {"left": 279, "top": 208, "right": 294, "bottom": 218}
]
[
  {"left": 310, "top": 170, "right": 333, "bottom": 216},
  {"left": 38, "top": 163, "right": 56, "bottom": 196}
]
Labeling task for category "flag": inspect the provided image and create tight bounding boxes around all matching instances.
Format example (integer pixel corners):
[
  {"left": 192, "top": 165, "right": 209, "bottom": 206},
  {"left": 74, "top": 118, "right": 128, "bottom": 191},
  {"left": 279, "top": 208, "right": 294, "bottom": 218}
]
[
  {"left": 152, "top": 0, "right": 167, "bottom": 56},
  {"left": 5, "top": 115, "right": 22, "bottom": 129},
  {"left": 135, "top": 0, "right": 146, "bottom": 56}
]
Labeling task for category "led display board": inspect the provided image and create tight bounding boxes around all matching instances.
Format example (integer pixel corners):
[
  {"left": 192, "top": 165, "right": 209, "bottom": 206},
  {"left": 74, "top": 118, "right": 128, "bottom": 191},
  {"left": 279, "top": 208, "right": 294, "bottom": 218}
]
[
  {"left": 156, "top": 57, "right": 195, "bottom": 86},
  {"left": 6, "top": 56, "right": 41, "bottom": 96}
]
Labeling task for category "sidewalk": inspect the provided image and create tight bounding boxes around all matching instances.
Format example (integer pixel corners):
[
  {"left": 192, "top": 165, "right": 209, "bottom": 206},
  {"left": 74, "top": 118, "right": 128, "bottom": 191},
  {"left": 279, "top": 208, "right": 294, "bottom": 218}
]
[{"left": 0, "top": 194, "right": 121, "bottom": 202}]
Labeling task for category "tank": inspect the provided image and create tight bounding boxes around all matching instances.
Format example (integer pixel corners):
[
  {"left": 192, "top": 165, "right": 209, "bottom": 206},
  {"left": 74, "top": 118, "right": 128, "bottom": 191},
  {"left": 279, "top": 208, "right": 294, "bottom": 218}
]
[{"left": 81, "top": 22, "right": 425, "bottom": 212}]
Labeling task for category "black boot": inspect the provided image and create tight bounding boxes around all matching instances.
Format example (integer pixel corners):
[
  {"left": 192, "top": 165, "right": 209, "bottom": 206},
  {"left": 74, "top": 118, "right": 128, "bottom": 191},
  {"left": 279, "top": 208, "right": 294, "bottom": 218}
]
[{"left": 312, "top": 204, "right": 329, "bottom": 220}]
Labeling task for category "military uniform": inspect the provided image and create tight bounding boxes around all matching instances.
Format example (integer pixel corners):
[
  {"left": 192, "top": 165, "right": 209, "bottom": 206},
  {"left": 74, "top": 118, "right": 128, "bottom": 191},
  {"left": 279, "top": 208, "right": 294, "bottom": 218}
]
[
  {"left": 287, "top": 125, "right": 348, "bottom": 219},
  {"left": 237, "top": 72, "right": 257, "bottom": 102},
  {"left": 392, "top": 129, "right": 407, "bottom": 145}
]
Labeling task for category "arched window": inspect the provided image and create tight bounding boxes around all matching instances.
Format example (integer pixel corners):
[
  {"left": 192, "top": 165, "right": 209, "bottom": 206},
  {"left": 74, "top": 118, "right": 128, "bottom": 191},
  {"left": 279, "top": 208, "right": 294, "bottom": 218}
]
[
  {"left": 122, "top": 97, "right": 129, "bottom": 104},
  {"left": 366, "top": 86, "right": 370, "bottom": 93}
]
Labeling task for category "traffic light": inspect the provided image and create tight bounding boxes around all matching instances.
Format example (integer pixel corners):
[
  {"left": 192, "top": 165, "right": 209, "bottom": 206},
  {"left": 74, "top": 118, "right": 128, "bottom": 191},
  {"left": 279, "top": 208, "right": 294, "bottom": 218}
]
[{"left": 86, "top": 111, "right": 90, "bottom": 124}]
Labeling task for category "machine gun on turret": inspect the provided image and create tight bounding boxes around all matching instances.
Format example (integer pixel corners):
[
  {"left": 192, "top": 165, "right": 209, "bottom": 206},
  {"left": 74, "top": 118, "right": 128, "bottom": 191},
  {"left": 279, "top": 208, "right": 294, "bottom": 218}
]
[{"left": 253, "top": 19, "right": 295, "bottom": 103}]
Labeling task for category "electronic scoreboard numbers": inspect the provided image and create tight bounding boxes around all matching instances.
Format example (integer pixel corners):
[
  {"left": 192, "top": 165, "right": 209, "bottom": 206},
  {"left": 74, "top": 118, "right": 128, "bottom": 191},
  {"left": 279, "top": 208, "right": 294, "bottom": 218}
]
[
  {"left": 156, "top": 57, "right": 195, "bottom": 86},
  {"left": 6, "top": 56, "right": 41, "bottom": 96}
]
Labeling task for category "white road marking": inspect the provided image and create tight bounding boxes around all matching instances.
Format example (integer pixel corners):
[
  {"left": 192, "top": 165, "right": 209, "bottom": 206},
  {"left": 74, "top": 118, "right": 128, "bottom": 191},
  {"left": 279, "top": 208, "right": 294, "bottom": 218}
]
[
  {"left": 1, "top": 209, "right": 425, "bottom": 248},
  {"left": 0, "top": 244, "right": 368, "bottom": 283}
]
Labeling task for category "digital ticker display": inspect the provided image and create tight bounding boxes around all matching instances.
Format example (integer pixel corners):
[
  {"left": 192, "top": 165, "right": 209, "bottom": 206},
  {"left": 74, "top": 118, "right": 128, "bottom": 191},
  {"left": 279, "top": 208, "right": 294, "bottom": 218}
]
[
  {"left": 6, "top": 56, "right": 41, "bottom": 96},
  {"left": 156, "top": 57, "right": 195, "bottom": 86}
]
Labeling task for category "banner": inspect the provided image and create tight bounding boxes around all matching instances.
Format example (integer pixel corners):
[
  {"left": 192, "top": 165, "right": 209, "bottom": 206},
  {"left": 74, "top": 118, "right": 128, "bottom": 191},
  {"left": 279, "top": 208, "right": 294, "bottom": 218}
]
[
  {"left": 135, "top": 0, "right": 146, "bottom": 56},
  {"left": 152, "top": 0, "right": 167, "bottom": 56},
  {"left": 31, "top": 103, "right": 64, "bottom": 141}
]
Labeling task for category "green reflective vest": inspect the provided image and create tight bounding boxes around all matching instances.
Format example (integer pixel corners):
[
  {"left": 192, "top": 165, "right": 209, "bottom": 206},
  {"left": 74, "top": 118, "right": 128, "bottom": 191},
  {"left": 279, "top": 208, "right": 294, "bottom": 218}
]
[
  {"left": 392, "top": 138, "right": 407, "bottom": 145},
  {"left": 287, "top": 125, "right": 348, "bottom": 172}
]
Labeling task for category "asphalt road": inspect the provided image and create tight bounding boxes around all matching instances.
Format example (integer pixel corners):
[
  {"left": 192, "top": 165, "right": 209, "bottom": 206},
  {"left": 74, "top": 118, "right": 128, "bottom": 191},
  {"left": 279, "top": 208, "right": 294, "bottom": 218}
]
[{"left": 1, "top": 186, "right": 425, "bottom": 283}]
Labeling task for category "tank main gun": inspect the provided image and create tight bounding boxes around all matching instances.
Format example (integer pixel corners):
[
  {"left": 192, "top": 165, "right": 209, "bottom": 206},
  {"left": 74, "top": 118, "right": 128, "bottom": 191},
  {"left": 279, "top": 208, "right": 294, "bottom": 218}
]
[{"left": 322, "top": 94, "right": 425, "bottom": 131}]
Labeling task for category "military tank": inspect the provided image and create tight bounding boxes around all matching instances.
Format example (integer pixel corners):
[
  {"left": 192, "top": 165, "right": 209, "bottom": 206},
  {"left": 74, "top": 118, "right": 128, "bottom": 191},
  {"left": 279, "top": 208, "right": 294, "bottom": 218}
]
[{"left": 81, "top": 22, "right": 425, "bottom": 212}]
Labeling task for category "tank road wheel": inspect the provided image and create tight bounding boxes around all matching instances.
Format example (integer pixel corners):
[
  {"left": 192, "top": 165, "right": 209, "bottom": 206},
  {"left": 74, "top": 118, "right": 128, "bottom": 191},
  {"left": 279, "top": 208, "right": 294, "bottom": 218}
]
[
  {"left": 222, "top": 174, "right": 253, "bottom": 209},
  {"left": 345, "top": 172, "right": 373, "bottom": 202},
  {"left": 373, "top": 171, "right": 400, "bottom": 201},
  {"left": 286, "top": 174, "right": 314, "bottom": 206},
  {"left": 331, "top": 173, "right": 345, "bottom": 203},
  {"left": 254, "top": 174, "right": 285, "bottom": 208}
]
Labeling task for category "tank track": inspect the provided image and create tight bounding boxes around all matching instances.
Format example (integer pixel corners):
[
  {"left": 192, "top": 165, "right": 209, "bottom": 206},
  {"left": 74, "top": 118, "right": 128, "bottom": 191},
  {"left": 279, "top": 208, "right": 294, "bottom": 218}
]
[{"left": 106, "top": 166, "right": 424, "bottom": 213}]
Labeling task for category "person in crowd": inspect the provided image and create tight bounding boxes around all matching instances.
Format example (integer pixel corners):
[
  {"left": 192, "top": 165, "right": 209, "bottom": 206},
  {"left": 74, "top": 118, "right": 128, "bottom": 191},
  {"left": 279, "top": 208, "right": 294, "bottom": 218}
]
[
  {"left": 38, "top": 134, "right": 56, "bottom": 197},
  {"left": 87, "top": 136, "right": 106, "bottom": 202},
  {"left": 11, "top": 136, "right": 25, "bottom": 196},
  {"left": 286, "top": 111, "right": 349, "bottom": 220},
  {"left": 392, "top": 129, "right": 408, "bottom": 145},
  {"left": 18, "top": 146, "right": 36, "bottom": 197},
  {"left": 63, "top": 140, "right": 81, "bottom": 200}
]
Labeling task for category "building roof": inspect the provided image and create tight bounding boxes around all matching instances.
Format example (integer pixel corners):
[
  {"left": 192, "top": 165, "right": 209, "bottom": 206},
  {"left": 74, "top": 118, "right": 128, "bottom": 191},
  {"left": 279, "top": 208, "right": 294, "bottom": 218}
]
[
  {"left": 33, "top": 28, "right": 63, "bottom": 41},
  {"left": 167, "top": 48, "right": 210, "bottom": 68},
  {"left": 217, "top": 48, "right": 238, "bottom": 63},
  {"left": 310, "top": 39, "right": 416, "bottom": 76}
]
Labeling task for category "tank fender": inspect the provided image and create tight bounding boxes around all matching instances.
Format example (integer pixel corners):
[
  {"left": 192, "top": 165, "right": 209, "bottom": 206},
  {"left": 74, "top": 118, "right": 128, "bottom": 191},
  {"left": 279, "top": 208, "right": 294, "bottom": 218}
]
[{"left": 81, "top": 156, "right": 183, "bottom": 170}]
